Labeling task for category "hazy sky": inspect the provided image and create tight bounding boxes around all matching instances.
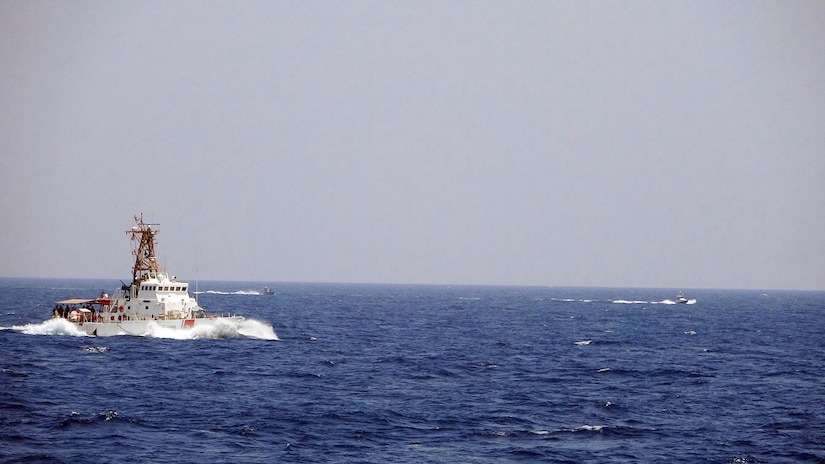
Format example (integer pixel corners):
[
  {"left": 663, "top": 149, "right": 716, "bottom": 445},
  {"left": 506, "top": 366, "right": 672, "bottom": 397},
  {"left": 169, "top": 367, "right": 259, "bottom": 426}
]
[{"left": 2, "top": 1, "right": 824, "bottom": 290}]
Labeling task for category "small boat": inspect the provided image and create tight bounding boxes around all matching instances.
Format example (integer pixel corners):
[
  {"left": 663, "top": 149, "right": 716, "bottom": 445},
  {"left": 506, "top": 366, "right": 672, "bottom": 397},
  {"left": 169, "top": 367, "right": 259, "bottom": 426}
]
[
  {"left": 50, "top": 214, "right": 244, "bottom": 336},
  {"left": 261, "top": 286, "right": 274, "bottom": 295},
  {"left": 675, "top": 291, "right": 689, "bottom": 304}
]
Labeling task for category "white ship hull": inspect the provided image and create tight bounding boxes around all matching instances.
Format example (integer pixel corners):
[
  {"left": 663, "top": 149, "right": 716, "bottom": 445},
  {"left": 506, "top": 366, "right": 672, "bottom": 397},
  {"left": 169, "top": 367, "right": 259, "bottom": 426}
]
[{"left": 74, "top": 316, "right": 245, "bottom": 337}]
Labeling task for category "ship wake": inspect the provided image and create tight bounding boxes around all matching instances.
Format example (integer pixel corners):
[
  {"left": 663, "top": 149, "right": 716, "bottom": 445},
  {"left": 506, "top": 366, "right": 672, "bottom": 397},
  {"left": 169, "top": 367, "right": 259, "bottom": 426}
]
[{"left": 7, "top": 318, "right": 279, "bottom": 340}]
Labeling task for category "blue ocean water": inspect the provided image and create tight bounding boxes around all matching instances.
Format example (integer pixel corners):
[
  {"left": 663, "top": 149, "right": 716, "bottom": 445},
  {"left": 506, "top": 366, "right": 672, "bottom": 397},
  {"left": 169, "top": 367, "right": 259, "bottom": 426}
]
[{"left": 1, "top": 278, "right": 823, "bottom": 463}]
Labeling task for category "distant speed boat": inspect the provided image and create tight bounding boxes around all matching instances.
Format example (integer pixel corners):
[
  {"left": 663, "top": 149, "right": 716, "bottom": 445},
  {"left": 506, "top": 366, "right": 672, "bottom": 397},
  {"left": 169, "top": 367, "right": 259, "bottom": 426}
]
[
  {"left": 261, "top": 286, "right": 275, "bottom": 295},
  {"left": 675, "top": 291, "right": 689, "bottom": 304}
]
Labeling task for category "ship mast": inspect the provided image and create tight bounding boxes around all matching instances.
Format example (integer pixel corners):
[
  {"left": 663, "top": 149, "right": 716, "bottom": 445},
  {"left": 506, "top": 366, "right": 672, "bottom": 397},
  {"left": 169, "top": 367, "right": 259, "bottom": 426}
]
[{"left": 127, "top": 214, "right": 161, "bottom": 284}]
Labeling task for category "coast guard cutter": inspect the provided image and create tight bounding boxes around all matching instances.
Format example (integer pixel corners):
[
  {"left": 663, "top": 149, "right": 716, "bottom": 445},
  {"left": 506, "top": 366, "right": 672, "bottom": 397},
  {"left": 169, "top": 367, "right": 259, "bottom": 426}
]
[{"left": 52, "top": 214, "right": 243, "bottom": 336}]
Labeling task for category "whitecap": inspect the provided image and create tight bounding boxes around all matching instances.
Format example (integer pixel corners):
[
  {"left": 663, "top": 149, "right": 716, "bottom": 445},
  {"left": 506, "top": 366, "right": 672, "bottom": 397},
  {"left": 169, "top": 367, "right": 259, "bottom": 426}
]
[
  {"left": 574, "top": 340, "right": 592, "bottom": 346},
  {"left": 83, "top": 346, "right": 109, "bottom": 353},
  {"left": 574, "top": 425, "right": 605, "bottom": 432}
]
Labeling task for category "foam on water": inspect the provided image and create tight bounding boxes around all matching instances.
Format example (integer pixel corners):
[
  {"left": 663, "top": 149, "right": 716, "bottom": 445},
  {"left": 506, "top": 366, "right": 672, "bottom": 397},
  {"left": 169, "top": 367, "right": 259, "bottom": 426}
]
[
  {"left": 196, "top": 290, "right": 266, "bottom": 296},
  {"left": 9, "top": 318, "right": 89, "bottom": 336},
  {"left": 574, "top": 425, "right": 605, "bottom": 433},
  {"left": 142, "top": 320, "right": 233, "bottom": 339},
  {"left": 82, "top": 346, "right": 109, "bottom": 353},
  {"left": 238, "top": 319, "right": 279, "bottom": 340},
  {"left": 5, "top": 317, "right": 277, "bottom": 340},
  {"left": 611, "top": 298, "right": 698, "bottom": 305},
  {"left": 144, "top": 318, "right": 278, "bottom": 340}
]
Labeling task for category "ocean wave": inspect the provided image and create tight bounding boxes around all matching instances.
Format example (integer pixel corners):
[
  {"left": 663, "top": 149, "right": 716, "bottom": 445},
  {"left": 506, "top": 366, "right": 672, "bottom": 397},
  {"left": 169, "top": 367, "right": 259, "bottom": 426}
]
[
  {"left": 58, "top": 410, "right": 138, "bottom": 429},
  {"left": 4, "top": 281, "right": 820, "bottom": 463}
]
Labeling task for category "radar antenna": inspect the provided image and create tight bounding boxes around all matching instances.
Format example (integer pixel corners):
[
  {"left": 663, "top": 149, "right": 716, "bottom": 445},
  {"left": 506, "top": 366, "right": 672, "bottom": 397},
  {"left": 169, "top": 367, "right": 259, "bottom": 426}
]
[{"left": 127, "top": 213, "right": 161, "bottom": 284}]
